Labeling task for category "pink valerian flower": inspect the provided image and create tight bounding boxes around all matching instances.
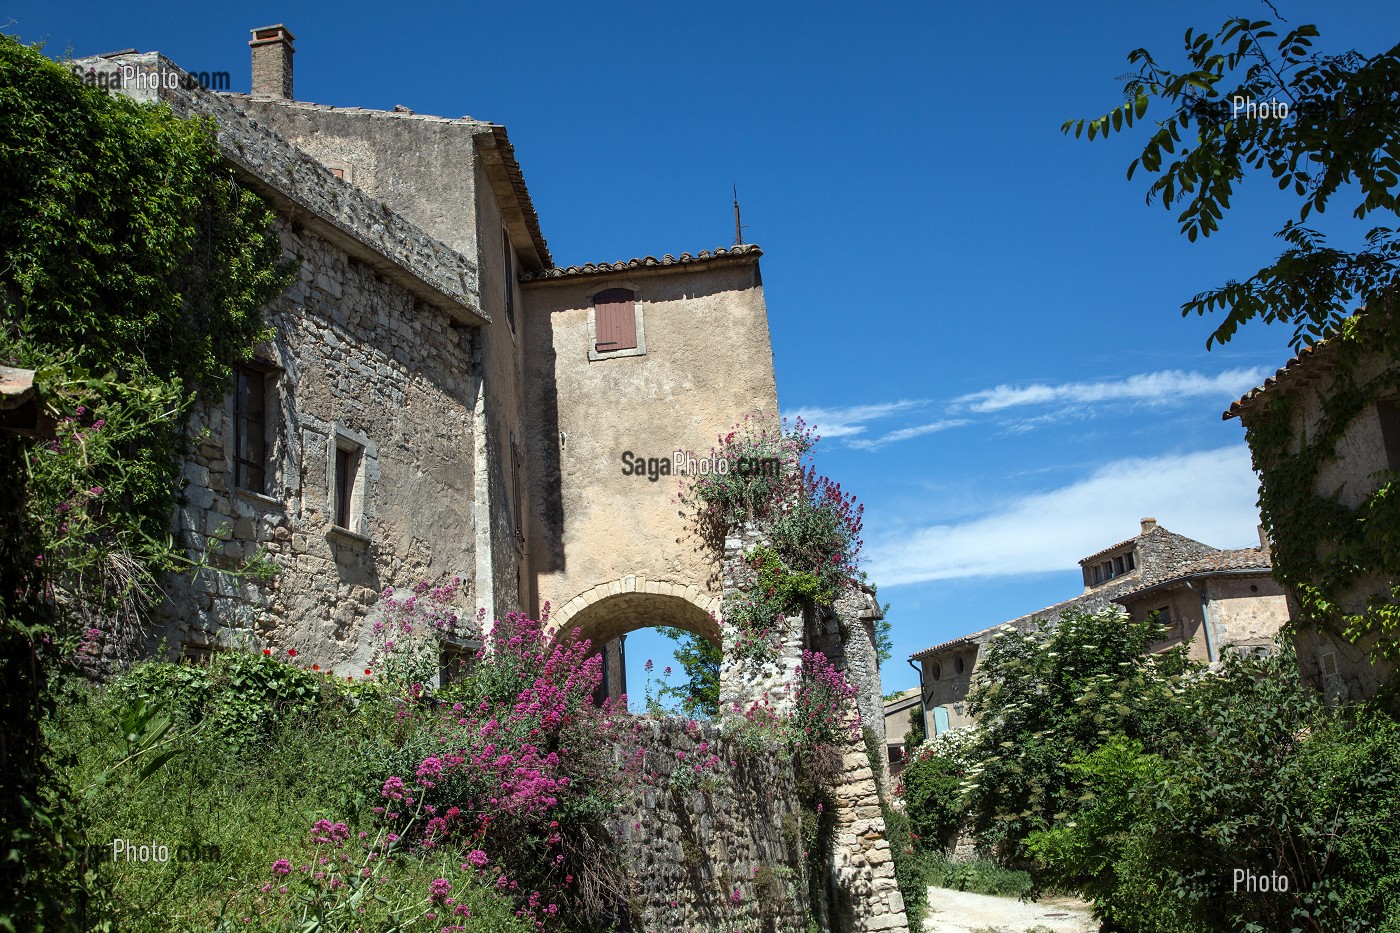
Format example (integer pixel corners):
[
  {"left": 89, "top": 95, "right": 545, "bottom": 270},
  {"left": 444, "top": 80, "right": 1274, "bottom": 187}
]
[
  {"left": 271, "top": 859, "right": 292, "bottom": 875},
  {"left": 466, "top": 849, "right": 489, "bottom": 868},
  {"left": 429, "top": 878, "right": 452, "bottom": 902},
  {"left": 310, "top": 820, "right": 351, "bottom": 845}
]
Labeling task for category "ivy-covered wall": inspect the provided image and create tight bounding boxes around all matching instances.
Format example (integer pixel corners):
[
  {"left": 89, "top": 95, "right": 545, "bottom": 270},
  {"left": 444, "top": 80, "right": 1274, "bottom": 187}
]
[{"left": 1232, "top": 326, "right": 1400, "bottom": 700}]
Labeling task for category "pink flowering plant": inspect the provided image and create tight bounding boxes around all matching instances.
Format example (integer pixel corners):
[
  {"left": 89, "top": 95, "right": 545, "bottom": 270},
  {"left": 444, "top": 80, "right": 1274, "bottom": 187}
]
[
  {"left": 679, "top": 417, "right": 865, "bottom": 661},
  {"left": 366, "top": 577, "right": 477, "bottom": 694},
  {"left": 278, "top": 605, "right": 641, "bottom": 930},
  {"left": 724, "top": 651, "right": 859, "bottom": 755},
  {"left": 228, "top": 816, "right": 529, "bottom": 933}
]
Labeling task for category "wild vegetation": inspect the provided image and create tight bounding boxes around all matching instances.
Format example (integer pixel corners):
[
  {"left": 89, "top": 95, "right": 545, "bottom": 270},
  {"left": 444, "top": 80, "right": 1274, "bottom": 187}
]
[
  {"left": 898, "top": 608, "right": 1400, "bottom": 932},
  {"left": 0, "top": 33, "right": 292, "bottom": 930}
]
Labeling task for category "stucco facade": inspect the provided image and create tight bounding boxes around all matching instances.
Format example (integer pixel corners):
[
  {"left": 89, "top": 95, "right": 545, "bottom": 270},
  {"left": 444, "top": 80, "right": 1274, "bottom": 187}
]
[{"left": 520, "top": 255, "right": 779, "bottom": 644}]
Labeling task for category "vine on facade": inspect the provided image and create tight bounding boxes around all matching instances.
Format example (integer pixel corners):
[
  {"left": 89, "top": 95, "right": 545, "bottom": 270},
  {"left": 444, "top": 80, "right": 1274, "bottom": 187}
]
[{"left": 1246, "top": 316, "right": 1400, "bottom": 662}]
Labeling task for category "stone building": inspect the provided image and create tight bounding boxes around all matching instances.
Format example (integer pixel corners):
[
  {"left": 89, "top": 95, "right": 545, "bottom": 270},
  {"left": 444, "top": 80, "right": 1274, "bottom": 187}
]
[
  {"left": 1225, "top": 340, "right": 1399, "bottom": 702},
  {"left": 909, "top": 519, "right": 1290, "bottom": 737},
  {"left": 881, "top": 687, "right": 921, "bottom": 776},
  {"left": 72, "top": 29, "right": 775, "bottom": 678},
  {"left": 69, "top": 28, "right": 908, "bottom": 932}
]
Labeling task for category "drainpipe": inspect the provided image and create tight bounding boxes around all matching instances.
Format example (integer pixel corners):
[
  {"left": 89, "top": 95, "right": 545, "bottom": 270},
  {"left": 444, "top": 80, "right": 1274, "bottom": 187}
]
[
  {"left": 1187, "top": 579, "right": 1217, "bottom": 662},
  {"left": 907, "top": 657, "right": 926, "bottom": 739}
]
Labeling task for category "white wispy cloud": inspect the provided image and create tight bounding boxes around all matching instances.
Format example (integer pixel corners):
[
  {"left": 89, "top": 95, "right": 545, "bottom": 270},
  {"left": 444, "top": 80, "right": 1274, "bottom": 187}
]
[
  {"left": 847, "top": 419, "right": 970, "bottom": 451},
  {"left": 866, "top": 446, "right": 1261, "bottom": 587},
  {"left": 782, "top": 400, "right": 928, "bottom": 440},
  {"left": 952, "top": 368, "right": 1268, "bottom": 414}
]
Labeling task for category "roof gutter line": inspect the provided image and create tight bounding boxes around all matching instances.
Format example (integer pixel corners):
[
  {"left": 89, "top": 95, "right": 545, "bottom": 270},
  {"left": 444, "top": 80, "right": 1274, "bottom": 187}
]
[{"left": 907, "top": 657, "right": 926, "bottom": 740}]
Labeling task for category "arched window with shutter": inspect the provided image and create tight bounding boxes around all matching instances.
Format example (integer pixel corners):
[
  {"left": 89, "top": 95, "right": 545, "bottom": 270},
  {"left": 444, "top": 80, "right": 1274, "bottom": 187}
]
[
  {"left": 593, "top": 287, "right": 637, "bottom": 352},
  {"left": 588, "top": 285, "right": 646, "bottom": 360}
]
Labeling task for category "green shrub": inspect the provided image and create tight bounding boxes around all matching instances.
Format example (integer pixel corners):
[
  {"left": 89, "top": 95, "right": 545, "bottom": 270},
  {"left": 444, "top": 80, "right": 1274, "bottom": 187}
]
[
  {"left": 962, "top": 608, "right": 1197, "bottom": 859},
  {"left": 901, "top": 739, "right": 969, "bottom": 853},
  {"left": 116, "top": 652, "right": 339, "bottom": 746},
  {"left": 1028, "top": 645, "right": 1400, "bottom": 933},
  {"left": 922, "top": 851, "right": 1033, "bottom": 899}
]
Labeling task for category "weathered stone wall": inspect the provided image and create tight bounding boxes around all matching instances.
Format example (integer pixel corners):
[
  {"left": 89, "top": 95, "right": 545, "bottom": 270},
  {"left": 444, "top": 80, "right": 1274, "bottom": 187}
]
[
  {"left": 718, "top": 522, "right": 805, "bottom": 714},
  {"left": 155, "top": 217, "right": 482, "bottom": 673},
  {"left": 828, "top": 741, "right": 908, "bottom": 933},
  {"left": 613, "top": 719, "right": 811, "bottom": 933},
  {"left": 230, "top": 94, "right": 532, "bottom": 621}
]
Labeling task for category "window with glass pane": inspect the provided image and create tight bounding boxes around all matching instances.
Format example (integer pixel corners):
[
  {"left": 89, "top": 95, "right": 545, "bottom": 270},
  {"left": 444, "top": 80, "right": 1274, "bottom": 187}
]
[{"left": 233, "top": 366, "right": 267, "bottom": 494}]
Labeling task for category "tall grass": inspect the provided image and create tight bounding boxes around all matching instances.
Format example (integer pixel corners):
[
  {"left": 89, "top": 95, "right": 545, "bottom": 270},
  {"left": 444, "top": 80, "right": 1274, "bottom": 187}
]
[{"left": 43, "top": 672, "right": 528, "bottom": 932}]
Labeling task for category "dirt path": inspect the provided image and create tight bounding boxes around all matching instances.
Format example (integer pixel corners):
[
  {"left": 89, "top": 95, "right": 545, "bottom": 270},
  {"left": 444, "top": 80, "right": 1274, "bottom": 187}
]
[{"left": 922, "top": 886, "right": 1098, "bottom": 933}]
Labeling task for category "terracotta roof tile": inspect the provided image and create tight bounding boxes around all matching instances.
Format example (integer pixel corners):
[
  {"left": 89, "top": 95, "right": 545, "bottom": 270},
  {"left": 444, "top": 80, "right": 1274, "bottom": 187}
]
[
  {"left": 1115, "top": 547, "right": 1273, "bottom": 598},
  {"left": 520, "top": 244, "right": 762, "bottom": 282},
  {"left": 1223, "top": 342, "right": 1333, "bottom": 420}
]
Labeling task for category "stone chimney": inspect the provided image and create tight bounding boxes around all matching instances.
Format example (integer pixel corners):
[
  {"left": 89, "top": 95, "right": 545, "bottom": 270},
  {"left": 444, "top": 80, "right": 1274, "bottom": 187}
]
[
  {"left": 1140, "top": 517, "right": 1158, "bottom": 534},
  {"left": 1258, "top": 523, "right": 1272, "bottom": 557},
  {"left": 249, "top": 24, "right": 295, "bottom": 99}
]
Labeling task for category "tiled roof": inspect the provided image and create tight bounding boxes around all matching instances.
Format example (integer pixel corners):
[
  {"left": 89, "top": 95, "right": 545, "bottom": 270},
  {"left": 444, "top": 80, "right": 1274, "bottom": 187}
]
[
  {"left": 910, "top": 631, "right": 982, "bottom": 661},
  {"left": 1078, "top": 533, "right": 1142, "bottom": 565},
  {"left": 520, "top": 244, "right": 762, "bottom": 282},
  {"left": 1223, "top": 342, "right": 1332, "bottom": 420},
  {"left": 1116, "top": 547, "right": 1273, "bottom": 598},
  {"left": 909, "top": 524, "right": 1224, "bottom": 662},
  {"left": 479, "top": 125, "right": 552, "bottom": 270}
]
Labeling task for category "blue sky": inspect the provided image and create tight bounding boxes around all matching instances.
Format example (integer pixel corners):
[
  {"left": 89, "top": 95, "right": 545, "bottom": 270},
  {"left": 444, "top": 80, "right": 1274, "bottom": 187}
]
[{"left": 17, "top": 0, "right": 1399, "bottom": 701}]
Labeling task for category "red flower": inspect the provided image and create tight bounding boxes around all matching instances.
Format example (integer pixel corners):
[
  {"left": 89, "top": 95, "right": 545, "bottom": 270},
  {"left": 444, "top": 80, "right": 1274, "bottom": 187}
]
[
  {"left": 312, "top": 664, "right": 321, "bottom": 671},
  {"left": 364, "top": 668, "right": 372, "bottom": 675},
  {"left": 262, "top": 649, "right": 271, "bottom": 656},
  {"left": 288, "top": 648, "right": 297, "bottom": 657}
]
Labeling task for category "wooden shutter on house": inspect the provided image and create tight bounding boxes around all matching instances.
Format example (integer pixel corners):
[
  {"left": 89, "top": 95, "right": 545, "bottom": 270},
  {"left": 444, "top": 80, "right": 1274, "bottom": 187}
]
[{"left": 594, "top": 288, "right": 637, "bottom": 352}]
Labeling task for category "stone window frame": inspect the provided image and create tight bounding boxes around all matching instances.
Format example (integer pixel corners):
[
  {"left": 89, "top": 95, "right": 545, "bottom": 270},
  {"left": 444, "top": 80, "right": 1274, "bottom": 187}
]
[
  {"left": 439, "top": 637, "right": 482, "bottom": 687},
  {"left": 325, "top": 423, "right": 377, "bottom": 543},
  {"left": 323, "top": 158, "right": 354, "bottom": 185},
  {"left": 586, "top": 280, "right": 647, "bottom": 361},
  {"left": 227, "top": 359, "right": 285, "bottom": 510}
]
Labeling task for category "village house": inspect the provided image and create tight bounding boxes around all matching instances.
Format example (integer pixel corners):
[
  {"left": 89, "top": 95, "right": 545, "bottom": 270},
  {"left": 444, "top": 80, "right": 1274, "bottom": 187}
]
[
  {"left": 881, "top": 686, "right": 922, "bottom": 776},
  {"left": 70, "top": 27, "right": 776, "bottom": 691},
  {"left": 909, "top": 519, "right": 1291, "bottom": 737},
  {"left": 1225, "top": 339, "right": 1400, "bottom": 703}
]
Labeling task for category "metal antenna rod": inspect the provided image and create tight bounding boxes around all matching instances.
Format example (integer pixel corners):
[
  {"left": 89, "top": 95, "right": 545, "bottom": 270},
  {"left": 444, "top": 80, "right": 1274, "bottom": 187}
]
[{"left": 733, "top": 183, "right": 746, "bottom": 246}]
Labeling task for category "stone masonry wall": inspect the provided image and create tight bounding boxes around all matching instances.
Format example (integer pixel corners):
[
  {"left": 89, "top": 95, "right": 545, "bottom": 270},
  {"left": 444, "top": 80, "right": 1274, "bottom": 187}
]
[
  {"left": 714, "top": 527, "right": 909, "bottom": 933},
  {"left": 612, "top": 719, "right": 810, "bottom": 933},
  {"left": 156, "top": 218, "right": 481, "bottom": 673}
]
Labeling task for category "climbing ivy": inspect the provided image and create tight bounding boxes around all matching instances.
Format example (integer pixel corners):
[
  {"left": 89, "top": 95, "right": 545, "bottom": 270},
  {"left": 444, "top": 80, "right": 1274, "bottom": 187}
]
[
  {"left": 1245, "top": 317, "right": 1400, "bottom": 663},
  {"left": 0, "top": 33, "right": 293, "bottom": 930}
]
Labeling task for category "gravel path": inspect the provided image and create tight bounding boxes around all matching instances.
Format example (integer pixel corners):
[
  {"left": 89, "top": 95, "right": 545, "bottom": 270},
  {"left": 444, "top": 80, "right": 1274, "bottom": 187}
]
[{"left": 922, "top": 886, "right": 1098, "bottom": 933}]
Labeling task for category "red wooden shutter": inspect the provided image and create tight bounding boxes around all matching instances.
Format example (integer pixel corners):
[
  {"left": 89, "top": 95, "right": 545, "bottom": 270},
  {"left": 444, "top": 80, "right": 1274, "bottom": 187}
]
[{"left": 594, "top": 288, "right": 637, "bottom": 352}]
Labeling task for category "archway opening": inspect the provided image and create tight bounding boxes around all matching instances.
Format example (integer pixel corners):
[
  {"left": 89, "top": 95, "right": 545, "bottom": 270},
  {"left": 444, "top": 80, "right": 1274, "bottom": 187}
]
[{"left": 552, "top": 591, "right": 721, "bottom": 715}]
